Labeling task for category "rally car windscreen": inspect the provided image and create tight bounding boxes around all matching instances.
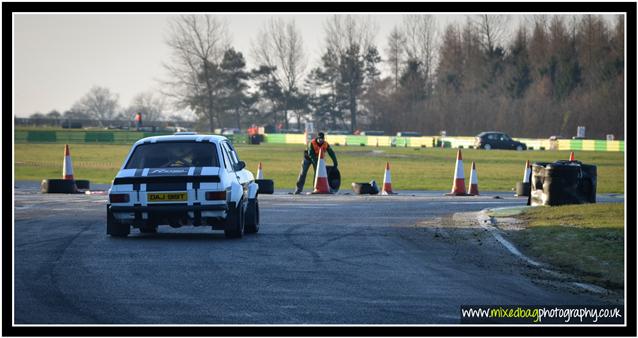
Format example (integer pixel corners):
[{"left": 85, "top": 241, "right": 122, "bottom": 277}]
[{"left": 124, "top": 142, "right": 220, "bottom": 169}]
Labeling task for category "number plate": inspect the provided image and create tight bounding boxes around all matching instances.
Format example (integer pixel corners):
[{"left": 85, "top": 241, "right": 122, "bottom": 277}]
[{"left": 147, "top": 192, "right": 187, "bottom": 202}]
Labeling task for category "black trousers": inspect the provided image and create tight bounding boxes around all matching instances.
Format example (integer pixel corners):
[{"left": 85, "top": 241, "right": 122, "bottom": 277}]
[{"left": 295, "top": 157, "right": 316, "bottom": 193}]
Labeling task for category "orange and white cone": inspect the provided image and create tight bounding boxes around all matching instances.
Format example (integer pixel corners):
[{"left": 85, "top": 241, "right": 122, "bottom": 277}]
[
  {"left": 569, "top": 151, "right": 575, "bottom": 161},
  {"left": 312, "top": 149, "right": 332, "bottom": 194},
  {"left": 63, "top": 144, "right": 74, "bottom": 180},
  {"left": 522, "top": 160, "right": 531, "bottom": 183},
  {"left": 468, "top": 161, "right": 479, "bottom": 196},
  {"left": 381, "top": 161, "right": 395, "bottom": 195},
  {"left": 446, "top": 149, "right": 468, "bottom": 196},
  {"left": 256, "top": 162, "right": 264, "bottom": 179}
]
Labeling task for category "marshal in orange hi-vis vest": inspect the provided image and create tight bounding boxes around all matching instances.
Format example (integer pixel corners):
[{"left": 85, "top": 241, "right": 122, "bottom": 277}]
[{"left": 311, "top": 139, "right": 329, "bottom": 158}]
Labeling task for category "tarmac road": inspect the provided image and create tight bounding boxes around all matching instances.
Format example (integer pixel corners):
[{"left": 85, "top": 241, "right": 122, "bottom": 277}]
[{"left": 12, "top": 182, "right": 623, "bottom": 324}]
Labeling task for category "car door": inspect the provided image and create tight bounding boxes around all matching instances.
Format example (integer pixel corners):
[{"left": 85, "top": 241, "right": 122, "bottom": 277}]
[
  {"left": 502, "top": 134, "right": 515, "bottom": 149},
  {"left": 497, "top": 134, "right": 509, "bottom": 149},
  {"left": 487, "top": 133, "right": 497, "bottom": 148}
]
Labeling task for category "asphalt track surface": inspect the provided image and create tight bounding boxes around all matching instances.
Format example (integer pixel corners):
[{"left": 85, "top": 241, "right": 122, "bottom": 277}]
[{"left": 13, "top": 181, "right": 623, "bottom": 324}]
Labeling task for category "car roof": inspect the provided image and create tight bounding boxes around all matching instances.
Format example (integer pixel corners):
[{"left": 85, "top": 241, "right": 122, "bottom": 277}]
[
  {"left": 134, "top": 134, "right": 229, "bottom": 146},
  {"left": 478, "top": 131, "right": 506, "bottom": 136}
]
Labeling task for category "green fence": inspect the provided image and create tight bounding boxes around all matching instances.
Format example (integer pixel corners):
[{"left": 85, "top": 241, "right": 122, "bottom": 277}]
[{"left": 15, "top": 129, "right": 624, "bottom": 152}]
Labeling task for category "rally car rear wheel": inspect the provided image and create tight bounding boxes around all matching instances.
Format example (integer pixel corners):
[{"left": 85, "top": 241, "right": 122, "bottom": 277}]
[
  {"left": 224, "top": 200, "right": 245, "bottom": 238},
  {"left": 107, "top": 206, "right": 130, "bottom": 237}
]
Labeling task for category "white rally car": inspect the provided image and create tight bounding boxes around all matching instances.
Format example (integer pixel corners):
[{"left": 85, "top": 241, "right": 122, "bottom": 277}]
[{"left": 107, "top": 132, "right": 260, "bottom": 238}]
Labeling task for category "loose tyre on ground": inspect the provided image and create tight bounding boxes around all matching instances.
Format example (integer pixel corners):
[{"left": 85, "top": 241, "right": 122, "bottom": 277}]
[
  {"left": 41, "top": 179, "right": 77, "bottom": 194},
  {"left": 352, "top": 182, "right": 379, "bottom": 195},
  {"left": 255, "top": 179, "right": 274, "bottom": 194}
]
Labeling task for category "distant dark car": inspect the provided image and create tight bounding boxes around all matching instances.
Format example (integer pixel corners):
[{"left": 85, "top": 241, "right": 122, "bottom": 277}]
[{"left": 475, "top": 132, "right": 527, "bottom": 151}]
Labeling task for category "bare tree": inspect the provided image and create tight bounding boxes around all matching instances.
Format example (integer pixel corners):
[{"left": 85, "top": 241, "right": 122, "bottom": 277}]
[
  {"left": 127, "top": 91, "right": 167, "bottom": 122},
  {"left": 252, "top": 17, "right": 306, "bottom": 129},
  {"left": 324, "top": 15, "right": 378, "bottom": 56},
  {"left": 72, "top": 86, "right": 119, "bottom": 126},
  {"left": 473, "top": 14, "right": 511, "bottom": 54},
  {"left": 402, "top": 15, "right": 437, "bottom": 89},
  {"left": 163, "top": 15, "right": 230, "bottom": 132},
  {"left": 385, "top": 25, "right": 405, "bottom": 91}
]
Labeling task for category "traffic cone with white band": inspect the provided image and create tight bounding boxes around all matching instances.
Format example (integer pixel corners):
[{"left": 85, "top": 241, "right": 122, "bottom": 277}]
[
  {"left": 312, "top": 149, "right": 332, "bottom": 194},
  {"left": 523, "top": 160, "right": 531, "bottom": 184},
  {"left": 569, "top": 151, "right": 575, "bottom": 161},
  {"left": 63, "top": 144, "right": 74, "bottom": 180},
  {"left": 381, "top": 161, "right": 395, "bottom": 195},
  {"left": 445, "top": 149, "right": 469, "bottom": 196},
  {"left": 256, "top": 162, "right": 264, "bottom": 179},
  {"left": 468, "top": 161, "right": 479, "bottom": 196}
]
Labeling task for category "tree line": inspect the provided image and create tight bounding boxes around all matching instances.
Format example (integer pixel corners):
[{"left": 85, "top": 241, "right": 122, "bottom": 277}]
[{"left": 30, "top": 14, "right": 624, "bottom": 139}]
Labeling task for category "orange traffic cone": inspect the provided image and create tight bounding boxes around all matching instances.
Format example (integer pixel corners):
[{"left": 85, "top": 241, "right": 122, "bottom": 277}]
[
  {"left": 256, "top": 161, "right": 264, "bottom": 179},
  {"left": 312, "top": 148, "right": 332, "bottom": 194},
  {"left": 522, "top": 160, "right": 531, "bottom": 184},
  {"left": 381, "top": 161, "right": 396, "bottom": 195},
  {"left": 445, "top": 149, "right": 469, "bottom": 196},
  {"left": 63, "top": 144, "right": 74, "bottom": 180},
  {"left": 468, "top": 161, "right": 479, "bottom": 196},
  {"left": 569, "top": 151, "right": 575, "bottom": 161}
]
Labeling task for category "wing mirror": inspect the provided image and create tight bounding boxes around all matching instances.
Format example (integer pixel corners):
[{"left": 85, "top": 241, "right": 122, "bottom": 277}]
[{"left": 233, "top": 161, "right": 246, "bottom": 171}]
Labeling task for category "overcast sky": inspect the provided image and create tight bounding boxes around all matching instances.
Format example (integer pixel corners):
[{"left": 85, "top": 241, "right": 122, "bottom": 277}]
[{"left": 13, "top": 13, "right": 596, "bottom": 118}]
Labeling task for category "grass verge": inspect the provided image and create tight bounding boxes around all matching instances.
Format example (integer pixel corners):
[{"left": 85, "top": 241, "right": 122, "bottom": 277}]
[
  {"left": 14, "top": 142, "right": 624, "bottom": 193},
  {"left": 504, "top": 203, "right": 624, "bottom": 290}
]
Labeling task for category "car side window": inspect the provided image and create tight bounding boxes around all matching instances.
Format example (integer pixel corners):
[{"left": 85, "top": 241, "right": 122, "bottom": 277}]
[
  {"left": 218, "top": 143, "right": 230, "bottom": 170},
  {"left": 221, "top": 142, "right": 237, "bottom": 171},
  {"left": 226, "top": 142, "right": 241, "bottom": 162}
]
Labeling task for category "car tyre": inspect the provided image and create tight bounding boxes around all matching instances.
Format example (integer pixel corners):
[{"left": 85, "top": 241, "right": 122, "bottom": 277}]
[
  {"left": 41, "top": 179, "right": 77, "bottom": 193},
  {"left": 483, "top": 144, "right": 491, "bottom": 150},
  {"left": 75, "top": 179, "right": 91, "bottom": 190},
  {"left": 244, "top": 199, "right": 260, "bottom": 234},
  {"left": 224, "top": 200, "right": 245, "bottom": 238},
  {"left": 516, "top": 145, "right": 523, "bottom": 151},
  {"left": 107, "top": 205, "right": 130, "bottom": 237},
  {"left": 255, "top": 179, "right": 274, "bottom": 194}
]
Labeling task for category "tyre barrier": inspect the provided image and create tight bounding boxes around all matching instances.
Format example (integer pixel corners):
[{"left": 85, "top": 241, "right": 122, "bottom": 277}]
[
  {"left": 352, "top": 180, "right": 380, "bottom": 195},
  {"left": 530, "top": 160, "right": 597, "bottom": 206},
  {"left": 75, "top": 179, "right": 91, "bottom": 190},
  {"left": 255, "top": 179, "right": 274, "bottom": 194},
  {"left": 41, "top": 179, "right": 78, "bottom": 193}
]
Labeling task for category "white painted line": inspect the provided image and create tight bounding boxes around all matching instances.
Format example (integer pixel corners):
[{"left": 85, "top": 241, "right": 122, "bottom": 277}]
[{"left": 476, "top": 211, "right": 542, "bottom": 267}]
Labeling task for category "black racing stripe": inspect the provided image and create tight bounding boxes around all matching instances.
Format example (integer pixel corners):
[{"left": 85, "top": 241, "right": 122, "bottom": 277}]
[
  {"left": 133, "top": 169, "right": 143, "bottom": 190},
  {"left": 192, "top": 167, "right": 203, "bottom": 189},
  {"left": 113, "top": 175, "right": 220, "bottom": 185}
]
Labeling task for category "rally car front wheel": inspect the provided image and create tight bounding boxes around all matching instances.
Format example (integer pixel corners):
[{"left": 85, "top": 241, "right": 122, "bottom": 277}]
[
  {"left": 244, "top": 199, "right": 260, "bottom": 234},
  {"left": 224, "top": 199, "right": 245, "bottom": 239}
]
